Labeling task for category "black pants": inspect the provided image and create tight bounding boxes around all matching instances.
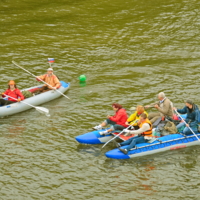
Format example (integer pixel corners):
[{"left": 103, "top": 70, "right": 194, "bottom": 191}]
[{"left": 0, "top": 99, "right": 14, "bottom": 106}]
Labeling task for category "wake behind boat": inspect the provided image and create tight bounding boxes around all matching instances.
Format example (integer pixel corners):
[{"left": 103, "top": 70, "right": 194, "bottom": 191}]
[{"left": 0, "top": 81, "right": 70, "bottom": 117}]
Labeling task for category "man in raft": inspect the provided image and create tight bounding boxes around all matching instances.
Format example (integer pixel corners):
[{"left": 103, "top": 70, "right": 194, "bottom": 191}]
[
  {"left": 0, "top": 80, "right": 24, "bottom": 106},
  {"left": 144, "top": 92, "right": 174, "bottom": 123},
  {"left": 33, "top": 68, "right": 61, "bottom": 93},
  {"left": 113, "top": 113, "right": 153, "bottom": 155}
]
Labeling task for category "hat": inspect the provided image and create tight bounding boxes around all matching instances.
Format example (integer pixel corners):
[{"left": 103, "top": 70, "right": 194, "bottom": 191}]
[
  {"left": 185, "top": 99, "right": 193, "bottom": 105},
  {"left": 8, "top": 80, "right": 16, "bottom": 85},
  {"left": 47, "top": 68, "right": 53, "bottom": 71}
]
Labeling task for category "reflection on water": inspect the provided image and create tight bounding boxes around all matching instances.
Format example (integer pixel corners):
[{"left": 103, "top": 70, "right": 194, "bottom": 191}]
[
  {"left": 1, "top": 118, "right": 26, "bottom": 136},
  {"left": 76, "top": 144, "right": 102, "bottom": 157}
]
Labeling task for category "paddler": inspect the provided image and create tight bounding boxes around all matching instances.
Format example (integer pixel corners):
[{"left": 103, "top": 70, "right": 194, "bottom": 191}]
[
  {"left": 0, "top": 80, "right": 24, "bottom": 106},
  {"left": 32, "top": 68, "right": 61, "bottom": 94},
  {"left": 113, "top": 113, "right": 153, "bottom": 154}
]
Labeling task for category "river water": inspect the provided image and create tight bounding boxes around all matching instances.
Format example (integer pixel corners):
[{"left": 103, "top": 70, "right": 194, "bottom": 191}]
[{"left": 1, "top": 0, "right": 200, "bottom": 199}]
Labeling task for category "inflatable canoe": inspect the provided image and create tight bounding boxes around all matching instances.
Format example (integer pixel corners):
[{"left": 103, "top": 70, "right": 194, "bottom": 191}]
[
  {"left": 0, "top": 81, "right": 70, "bottom": 117},
  {"left": 105, "top": 133, "right": 200, "bottom": 159}
]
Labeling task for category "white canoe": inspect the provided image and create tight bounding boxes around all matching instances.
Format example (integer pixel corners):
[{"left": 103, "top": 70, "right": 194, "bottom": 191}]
[{"left": 0, "top": 81, "right": 70, "bottom": 117}]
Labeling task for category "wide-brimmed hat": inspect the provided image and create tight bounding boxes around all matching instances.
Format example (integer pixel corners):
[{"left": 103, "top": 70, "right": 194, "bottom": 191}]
[{"left": 47, "top": 68, "right": 53, "bottom": 71}]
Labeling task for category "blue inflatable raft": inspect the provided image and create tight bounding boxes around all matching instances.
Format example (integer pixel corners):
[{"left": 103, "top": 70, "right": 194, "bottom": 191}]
[
  {"left": 75, "top": 114, "right": 188, "bottom": 145},
  {"left": 105, "top": 133, "right": 200, "bottom": 159},
  {"left": 75, "top": 115, "right": 200, "bottom": 159}
]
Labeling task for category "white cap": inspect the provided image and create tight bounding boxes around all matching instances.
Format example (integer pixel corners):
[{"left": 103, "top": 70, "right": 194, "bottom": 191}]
[{"left": 47, "top": 68, "right": 53, "bottom": 71}]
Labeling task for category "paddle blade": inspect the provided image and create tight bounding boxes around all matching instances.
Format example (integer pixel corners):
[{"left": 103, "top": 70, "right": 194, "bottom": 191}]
[{"left": 35, "top": 106, "right": 50, "bottom": 116}]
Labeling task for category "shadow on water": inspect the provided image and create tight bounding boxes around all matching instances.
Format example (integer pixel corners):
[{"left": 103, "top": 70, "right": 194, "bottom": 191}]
[
  {"left": 76, "top": 143, "right": 102, "bottom": 157},
  {"left": 103, "top": 154, "right": 157, "bottom": 168}
]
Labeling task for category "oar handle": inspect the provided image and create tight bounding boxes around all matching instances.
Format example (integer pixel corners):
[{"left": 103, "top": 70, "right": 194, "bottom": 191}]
[
  {"left": 102, "top": 125, "right": 132, "bottom": 149},
  {"left": 174, "top": 109, "right": 200, "bottom": 142},
  {"left": 12, "top": 61, "right": 70, "bottom": 100},
  {"left": 4, "top": 94, "right": 36, "bottom": 109}
]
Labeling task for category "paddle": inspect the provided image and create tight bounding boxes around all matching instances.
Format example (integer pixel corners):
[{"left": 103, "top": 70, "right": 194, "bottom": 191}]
[
  {"left": 12, "top": 61, "right": 70, "bottom": 100},
  {"left": 174, "top": 109, "right": 200, "bottom": 142},
  {"left": 102, "top": 125, "right": 133, "bottom": 149},
  {"left": 4, "top": 94, "right": 50, "bottom": 116}
]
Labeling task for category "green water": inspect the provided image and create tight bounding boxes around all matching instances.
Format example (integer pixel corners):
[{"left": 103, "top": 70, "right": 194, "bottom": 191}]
[{"left": 1, "top": 0, "right": 200, "bottom": 199}]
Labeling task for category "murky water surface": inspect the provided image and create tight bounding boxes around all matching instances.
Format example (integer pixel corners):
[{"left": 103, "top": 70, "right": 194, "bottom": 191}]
[{"left": 1, "top": 0, "right": 200, "bottom": 199}]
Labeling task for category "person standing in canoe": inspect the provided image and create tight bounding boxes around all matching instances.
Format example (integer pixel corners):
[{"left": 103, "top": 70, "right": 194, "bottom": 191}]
[
  {"left": 92, "top": 103, "right": 128, "bottom": 136},
  {"left": 114, "top": 113, "right": 153, "bottom": 154},
  {"left": 32, "top": 68, "right": 61, "bottom": 94},
  {"left": 0, "top": 80, "right": 24, "bottom": 106}
]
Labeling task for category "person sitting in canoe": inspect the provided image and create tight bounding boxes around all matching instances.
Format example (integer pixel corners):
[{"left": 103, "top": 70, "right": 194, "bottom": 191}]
[
  {"left": 0, "top": 80, "right": 24, "bottom": 106},
  {"left": 32, "top": 67, "right": 61, "bottom": 94},
  {"left": 113, "top": 113, "right": 153, "bottom": 154},
  {"left": 92, "top": 103, "right": 128, "bottom": 136},
  {"left": 126, "top": 105, "right": 148, "bottom": 130},
  {"left": 144, "top": 92, "right": 174, "bottom": 124},
  {"left": 173, "top": 100, "right": 199, "bottom": 135}
]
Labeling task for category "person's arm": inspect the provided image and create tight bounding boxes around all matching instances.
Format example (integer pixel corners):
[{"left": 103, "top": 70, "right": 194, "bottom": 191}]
[
  {"left": 157, "top": 100, "right": 171, "bottom": 115},
  {"left": 177, "top": 106, "right": 187, "bottom": 114},
  {"left": 54, "top": 76, "right": 61, "bottom": 89},
  {"left": 144, "top": 101, "right": 159, "bottom": 109},
  {"left": 127, "top": 112, "right": 136, "bottom": 123},
  {"left": 2, "top": 89, "right": 8, "bottom": 97},
  {"left": 36, "top": 74, "right": 45, "bottom": 81},
  {"left": 109, "top": 110, "right": 124, "bottom": 122},
  {"left": 125, "top": 123, "right": 150, "bottom": 136},
  {"left": 16, "top": 89, "right": 25, "bottom": 100}
]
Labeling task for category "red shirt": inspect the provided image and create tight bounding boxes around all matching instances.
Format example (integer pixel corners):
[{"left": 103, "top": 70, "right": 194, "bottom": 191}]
[
  {"left": 109, "top": 108, "right": 128, "bottom": 127},
  {"left": 3, "top": 88, "right": 24, "bottom": 102}
]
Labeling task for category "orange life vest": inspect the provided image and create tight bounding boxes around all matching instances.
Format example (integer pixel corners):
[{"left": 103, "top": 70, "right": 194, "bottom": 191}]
[{"left": 139, "top": 118, "right": 153, "bottom": 136}]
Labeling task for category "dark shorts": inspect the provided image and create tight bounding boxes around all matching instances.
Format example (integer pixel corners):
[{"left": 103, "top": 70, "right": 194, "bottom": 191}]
[
  {"left": 105, "top": 119, "right": 126, "bottom": 131},
  {"left": 106, "top": 119, "right": 117, "bottom": 125}
]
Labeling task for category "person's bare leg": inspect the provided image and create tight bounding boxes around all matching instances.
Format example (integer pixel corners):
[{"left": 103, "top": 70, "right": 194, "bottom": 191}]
[{"left": 100, "top": 122, "right": 107, "bottom": 127}]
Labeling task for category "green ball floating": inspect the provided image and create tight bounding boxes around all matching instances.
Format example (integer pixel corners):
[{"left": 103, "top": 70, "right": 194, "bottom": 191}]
[{"left": 79, "top": 74, "right": 87, "bottom": 82}]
